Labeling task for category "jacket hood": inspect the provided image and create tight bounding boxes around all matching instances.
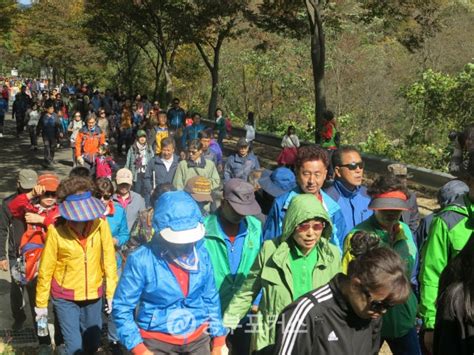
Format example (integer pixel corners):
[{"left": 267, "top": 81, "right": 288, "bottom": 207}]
[{"left": 281, "top": 193, "right": 333, "bottom": 242}]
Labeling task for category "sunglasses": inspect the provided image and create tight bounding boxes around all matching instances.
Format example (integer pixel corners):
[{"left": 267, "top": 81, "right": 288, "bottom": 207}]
[
  {"left": 100, "top": 111, "right": 105, "bottom": 114},
  {"left": 188, "top": 150, "right": 199, "bottom": 155},
  {"left": 96, "top": 193, "right": 111, "bottom": 200},
  {"left": 295, "top": 221, "right": 325, "bottom": 233},
  {"left": 340, "top": 161, "right": 364, "bottom": 170},
  {"left": 43, "top": 191, "right": 57, "bottom": 198},
  {"left": 362, "top": 287, "right": 394, "bottom": 313}
]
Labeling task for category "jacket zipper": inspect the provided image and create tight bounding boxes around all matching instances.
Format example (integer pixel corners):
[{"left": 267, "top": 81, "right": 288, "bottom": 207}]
[{"left": 84, "top": 249, "right": 88, "bottom": 299}]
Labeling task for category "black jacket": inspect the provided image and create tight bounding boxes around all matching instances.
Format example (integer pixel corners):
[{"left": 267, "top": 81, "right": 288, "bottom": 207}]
[
  {"left": 273, "top": 274, "right": 382, "bottom": 355},
  {"left": 433, "top": 233, "right": 474, "bottom": 355},
  {"left": 0, "top": 193, "right": 25, "bottom": 261}
]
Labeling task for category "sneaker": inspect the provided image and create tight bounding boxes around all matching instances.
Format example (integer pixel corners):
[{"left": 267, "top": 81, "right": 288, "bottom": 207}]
[
  {"left": 38, "top": 344, "right": 52, "bottom": 355},
  {"left": 0, "top": 133, "right": 3, "bottom": 137},
  {"left": 11, "top": 317, "right": 26, "bottom": 331}
]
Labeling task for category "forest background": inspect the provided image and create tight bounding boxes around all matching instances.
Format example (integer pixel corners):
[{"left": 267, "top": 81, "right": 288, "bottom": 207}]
[{"left": 0, "top": 0, "right": 472, "bottom": 171}]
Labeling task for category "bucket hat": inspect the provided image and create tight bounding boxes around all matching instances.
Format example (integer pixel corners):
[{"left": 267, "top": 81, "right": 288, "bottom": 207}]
[
  {"left": 152, "top": 191, "right": 205, "bottom": 244},
  {"left": 224, "top": 178, "right": 261, "bottom": 216},
  {"left": 258, "top": 167, "right": 296, "bottom": 197},
  {"left": 59, "top": 191, "right": 106, "bottom": 221},
  {"left": 368, "top": 191, "right": 409, "bottom": 211}
]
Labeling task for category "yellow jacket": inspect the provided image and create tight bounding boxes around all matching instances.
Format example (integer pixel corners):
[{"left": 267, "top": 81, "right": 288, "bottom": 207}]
[
  {"left": 36, "top": 219, "right": 118, "bottom": 308},
  {"left": 155, "top": 128, "right": 169, "bottom": 154}
]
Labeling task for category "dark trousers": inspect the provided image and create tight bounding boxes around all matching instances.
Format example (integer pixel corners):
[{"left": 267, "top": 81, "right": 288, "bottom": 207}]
[
  {"left": 227, "top": 316, "right": 252, "bottom": 355},
  {"left": 383, "top": 327, "right": 422, "bottom": 355},
  {"left": 143, "top": 332, "right": 211, "bottom": 355},
  {"left": 43, "top": 136, "right": 56, "bottom": 163},
  {"left": 133, "top": 173, "right": 149, "bottom": 206},
  {"left": 0, "top": 113, "right": 4, "bottom": 133},
  {"left": 15, "top": 113, "right": 25, "bottom": 135},
  {"left": 117, "top": 128, "right": 132, "bottom": 155},
  {"left": 28, "top": 126, "right": 38, "bottom": 146},
  {"left": 53, "top": 297, "right": 102, "bottom": 355}
]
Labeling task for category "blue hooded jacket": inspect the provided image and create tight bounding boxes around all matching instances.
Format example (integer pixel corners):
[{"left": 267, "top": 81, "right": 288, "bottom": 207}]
[
  {"left": 323, "top": 179, "right": 373, "bottom": 239},
  {"left": 112, "top": 192, "right": 226, "bottom": 351},
  {"left": 263, "top": 188, "right": 347, "bottom": 253}
]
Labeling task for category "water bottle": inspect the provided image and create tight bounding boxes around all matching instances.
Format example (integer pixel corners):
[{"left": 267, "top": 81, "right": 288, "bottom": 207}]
[{"left": 37, "top": 315, "right": 49, "bottom": 337}]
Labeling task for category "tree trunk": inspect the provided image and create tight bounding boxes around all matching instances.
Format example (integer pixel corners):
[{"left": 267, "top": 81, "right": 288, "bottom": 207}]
[
  {"left": 208, "top": 61, "right": 219, "bottom": 121},
  {"left": 305, "top": 0, "right": 327, "bottom": 144}
]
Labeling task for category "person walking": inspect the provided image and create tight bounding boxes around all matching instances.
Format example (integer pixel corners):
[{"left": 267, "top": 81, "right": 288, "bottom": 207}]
[
  {"left": 223, "top": 194, "right": 341, "bottom": 353},
  {"left": 112, "top": 191, "right": 228, "bottom": 354},
  {"left": 35, "top": 176, "right": 118, "bottom": 355},
  {"left": 274, "top": 232, "right": 411, "bottom": 355}
]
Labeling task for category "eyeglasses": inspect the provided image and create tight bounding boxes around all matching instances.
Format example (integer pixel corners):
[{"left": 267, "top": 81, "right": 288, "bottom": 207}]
[
  {"left": 340, "top": 161, "right": 364, "bottom": 170},
  {"left": 362, "top": 287, "right": 394, "bottom": 313},
  {"left": 295, "top": 221, "right": 325, "bottom": 233},
  {"left": 95, "top": 193, "right": 111, "bottom": 200},
  {"left": 43, "top": 191, "right": 57, "bottom": 198}
]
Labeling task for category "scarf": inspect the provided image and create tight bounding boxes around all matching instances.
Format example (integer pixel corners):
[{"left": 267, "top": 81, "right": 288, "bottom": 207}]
[
  {"left": 135, "top": 142, "right": 148, "bottom": 172},
  {"left": 163, "top": 244, "right": 199, "bottom": 271}
]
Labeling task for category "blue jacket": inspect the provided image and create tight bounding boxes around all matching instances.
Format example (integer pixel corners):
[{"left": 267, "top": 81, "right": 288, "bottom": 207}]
[
  {"left": 323, "top": 179, "right": 372, "bottom": 240},
  {"left": 106, "top": 202, "right": 130, "bottom": 270},
  {"left": 182, "top": 123, "right": 206, "bottom": 149},
  {"left": 224, "top": 152, "right": 260, "bottom": 183},
  {"left": 112, "top": 238, "right": 226, "bottom": 351},
  {"left": 263, "top": 188, "right": 347, "bottom": 253}
]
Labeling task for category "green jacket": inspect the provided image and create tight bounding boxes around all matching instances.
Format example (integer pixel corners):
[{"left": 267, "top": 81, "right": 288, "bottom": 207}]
[
  {"left": 342, "top": 215, "right": 418, "bottom": 339},
  {"left": 223, "top": 194, "right": 341, "bottom": 352},
  {"left": 172, "top": 158, "right": 220, "bottom": 191},
  {"left": 419, "top": 194, "right": 474, "bottom": 329},
  {"left": 204, "top": 214, "right": 263, "bottom": 312}
]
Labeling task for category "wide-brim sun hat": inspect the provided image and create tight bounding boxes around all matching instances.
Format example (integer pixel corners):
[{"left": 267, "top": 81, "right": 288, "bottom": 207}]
[
  {"left": 152, "top": 190, "right": 205, "bottom": 244},
  {"left": 369, "top": 190, "right": 409, "bottom": 211},
  {"left": 259, "top": 167, "right": 296, "bottom": 197},
  {"left": 59, "top": 191, "right": 106, "bottom": 221}
]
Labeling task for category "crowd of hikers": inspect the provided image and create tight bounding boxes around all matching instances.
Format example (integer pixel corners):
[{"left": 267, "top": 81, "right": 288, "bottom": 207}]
[{"left": 0, "top": 81, "right": 473, "bottom": 355}]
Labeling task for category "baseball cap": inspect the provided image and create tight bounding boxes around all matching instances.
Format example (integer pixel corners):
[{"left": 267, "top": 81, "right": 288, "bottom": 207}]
[
  {"left": 37, "top": 173, "right": 60, "bottom": 192},
  {"left": 18, "top": 169, "right": 38, "bottom": 190},
  {"left": 137, "top": 130, "right": 147, "bottom": 138},
  {"left": 153, "top": 191, "right": 205, "bottom": 244},
  {"left": 116, "top": 168, "right": 133, "bottom": 185},
  {"left": 237, "top": 137, "right": 249, "bottom": 148},
  {"left": 224, "top": 178, "right": 261, "bottom": 216},
  {"left": 184, "top": 176, "right": 213, "bottom": 202}
]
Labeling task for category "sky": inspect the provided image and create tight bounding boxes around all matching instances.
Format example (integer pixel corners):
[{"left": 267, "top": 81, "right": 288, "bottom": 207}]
[{"left": 18, "top": 0, "right": 31, "bottom": 5}]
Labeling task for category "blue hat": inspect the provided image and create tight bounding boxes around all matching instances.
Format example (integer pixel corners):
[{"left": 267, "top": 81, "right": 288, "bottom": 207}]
[
  {"left": 152, "top": 191, "right": 204, "bottom": 244},
  {"left": 59, "top": 191, "right": 105, "bottom": 222},
  {"left": 259, "top": 167, "right": 296, "bottom": 197}
]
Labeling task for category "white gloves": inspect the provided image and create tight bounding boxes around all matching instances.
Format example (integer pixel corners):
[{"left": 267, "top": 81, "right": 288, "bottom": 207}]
[
  {"left": 77, "top": 156, "right": 85, "bottom": 166},
  {"left": 34, "top": 307, "right": 48, "bottom": 321},
  {"left": 104, "top": 298, "right": 113, "bottom": 314}
]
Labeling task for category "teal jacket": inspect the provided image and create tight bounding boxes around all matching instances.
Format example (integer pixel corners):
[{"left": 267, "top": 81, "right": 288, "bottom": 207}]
[
  {"left": 419, "top": 194, "right": 474, "bottom": 329},
  {"left": 223, "top": 194, "right": 341, "bottom": 352},
  {"left": 204, "top": 214, "right": 262, "bottom": 312},
  {"left": 342, "top": 215, "right": 418, "bottom": 339}
]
